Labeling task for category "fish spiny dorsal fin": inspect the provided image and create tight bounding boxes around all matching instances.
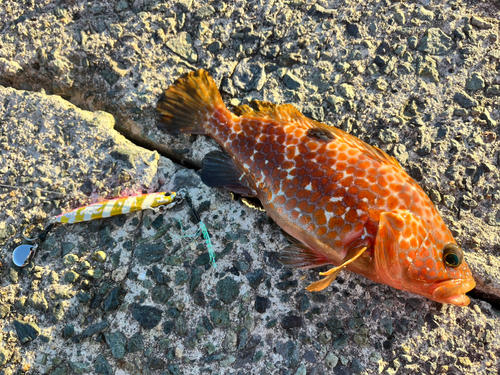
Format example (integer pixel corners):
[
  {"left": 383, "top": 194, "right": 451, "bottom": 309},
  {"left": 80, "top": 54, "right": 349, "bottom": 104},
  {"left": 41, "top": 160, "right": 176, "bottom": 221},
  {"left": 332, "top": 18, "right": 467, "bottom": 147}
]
[
  {"left": 274, "top": 105, "right": 402, "bottom": 168},
  {"left": 234, "top": 101, "right": 278, "bottom": 117},
  {"left": 233, "top": 104, "right": 255, "bottom": 116}
]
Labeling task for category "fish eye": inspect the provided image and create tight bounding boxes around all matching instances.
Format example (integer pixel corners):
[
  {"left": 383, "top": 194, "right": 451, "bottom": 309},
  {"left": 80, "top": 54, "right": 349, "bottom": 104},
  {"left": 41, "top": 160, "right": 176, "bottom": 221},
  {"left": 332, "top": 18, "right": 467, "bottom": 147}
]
[{"left": 443, "top": 243, "right": 463, "bottom": 268}]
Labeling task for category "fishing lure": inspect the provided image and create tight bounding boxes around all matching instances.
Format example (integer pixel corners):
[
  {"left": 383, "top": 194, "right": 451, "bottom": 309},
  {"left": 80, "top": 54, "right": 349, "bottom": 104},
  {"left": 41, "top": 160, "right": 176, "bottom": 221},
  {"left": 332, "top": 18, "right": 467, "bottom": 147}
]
[
  {"left": 51, "top": 191, "right": 178, "bottom": 224},
  {"left": 12, "top": 191, "right": 183, "bottom": 267}
]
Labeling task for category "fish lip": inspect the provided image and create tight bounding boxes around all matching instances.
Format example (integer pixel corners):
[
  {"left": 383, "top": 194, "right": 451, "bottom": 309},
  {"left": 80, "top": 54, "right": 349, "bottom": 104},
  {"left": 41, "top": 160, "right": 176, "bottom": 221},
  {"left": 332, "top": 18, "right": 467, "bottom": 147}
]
[{"left": 430, "top": 278, "right": 476, "bottom": 306}]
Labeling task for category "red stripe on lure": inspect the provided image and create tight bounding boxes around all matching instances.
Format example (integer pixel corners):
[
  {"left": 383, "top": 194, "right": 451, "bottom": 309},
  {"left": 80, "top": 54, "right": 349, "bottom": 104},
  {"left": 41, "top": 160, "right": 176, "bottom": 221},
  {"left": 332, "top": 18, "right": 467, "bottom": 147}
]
[{"left": 156, "top": 70, "right": 475, "bottom": 306}]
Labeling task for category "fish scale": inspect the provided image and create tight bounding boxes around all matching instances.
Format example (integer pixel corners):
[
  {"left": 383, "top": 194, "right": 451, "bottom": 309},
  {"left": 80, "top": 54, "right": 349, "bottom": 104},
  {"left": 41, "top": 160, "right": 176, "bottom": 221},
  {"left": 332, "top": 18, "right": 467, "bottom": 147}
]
[{"left": 156, "top": 69, "right": 475, "bottom": 306}]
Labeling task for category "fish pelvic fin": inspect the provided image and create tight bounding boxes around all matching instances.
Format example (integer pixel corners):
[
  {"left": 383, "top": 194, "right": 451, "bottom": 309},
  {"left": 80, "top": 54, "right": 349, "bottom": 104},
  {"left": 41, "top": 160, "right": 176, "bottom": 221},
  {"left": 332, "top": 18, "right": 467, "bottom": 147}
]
[
  {"left": 305, "top": 241, "right": 369, "bottom": 292},
  {"left": 156, "top": 69, "right": 224, "bottom": 134}
]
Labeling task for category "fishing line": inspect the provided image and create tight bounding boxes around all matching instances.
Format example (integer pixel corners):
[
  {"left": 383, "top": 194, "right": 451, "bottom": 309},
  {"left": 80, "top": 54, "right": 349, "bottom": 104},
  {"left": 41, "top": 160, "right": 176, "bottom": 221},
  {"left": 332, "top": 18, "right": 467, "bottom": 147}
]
[{"left": 10, "top": 188, "right": 217, "bottom": 269}]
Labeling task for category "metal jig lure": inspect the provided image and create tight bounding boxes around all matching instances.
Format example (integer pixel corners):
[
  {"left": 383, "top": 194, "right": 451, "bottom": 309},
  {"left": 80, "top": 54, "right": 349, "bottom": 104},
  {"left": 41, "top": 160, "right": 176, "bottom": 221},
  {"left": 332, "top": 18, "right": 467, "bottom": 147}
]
[{"left": 12, "top": 190, "right": 185, "bottom": 267}]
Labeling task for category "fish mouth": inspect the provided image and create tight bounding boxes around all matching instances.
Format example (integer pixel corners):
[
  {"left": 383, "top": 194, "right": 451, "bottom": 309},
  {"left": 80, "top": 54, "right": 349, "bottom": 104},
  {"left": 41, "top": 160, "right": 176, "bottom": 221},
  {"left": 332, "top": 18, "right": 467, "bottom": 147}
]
[{"left": 430, "top": 278, "right": 476, "bottom": 306}]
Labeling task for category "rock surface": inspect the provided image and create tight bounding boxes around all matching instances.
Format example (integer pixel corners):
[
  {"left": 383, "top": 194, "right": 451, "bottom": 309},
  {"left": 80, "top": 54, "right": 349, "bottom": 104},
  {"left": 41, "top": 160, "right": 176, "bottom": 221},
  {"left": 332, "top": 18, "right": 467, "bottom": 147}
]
[{"left": 1, "top": 0, "right": 500, "bottom": 374}]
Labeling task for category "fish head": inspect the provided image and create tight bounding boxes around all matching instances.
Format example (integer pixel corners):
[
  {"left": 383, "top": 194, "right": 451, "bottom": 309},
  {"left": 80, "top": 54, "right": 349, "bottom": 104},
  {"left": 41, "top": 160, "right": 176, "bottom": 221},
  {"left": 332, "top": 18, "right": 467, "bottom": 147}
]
[{"left": 374, "top": 209, "right": 475, "bottom": 306}]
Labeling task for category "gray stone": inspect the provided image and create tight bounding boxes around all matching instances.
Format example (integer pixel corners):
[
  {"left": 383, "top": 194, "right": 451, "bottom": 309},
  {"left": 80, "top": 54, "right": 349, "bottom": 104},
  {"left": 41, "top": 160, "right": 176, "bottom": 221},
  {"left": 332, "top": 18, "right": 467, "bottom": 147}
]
[
  {"left": 465, "top": 73, "right": 485, "bottom": 91},
  {"left": 175, "top": 269, "right": 189, "bottom": 285},
  {"left": 166, "top": 32, "right": 197, "bottom": 63},
  {"left": 378, "top": 129, "right": 399, "bottom": 143},
  {"left": 216, "top": 277, "right": 240, "bottom": 304},
  {"left": 81, "top": 320, "right": 109, "bottom": 340},
  {"left": 470, "top": 16, "right": 493, "bottom": 30},
  {"left": 190, "top": 267, "right": 204, "bottom": 294},
  {"left": 104, "top": 331, "right": 127, "bottom": 359},
  {"left": 131, "top": 304, "right": 162, "bottom": 329},
  {"left": 485, "top": 85, "right": 500, "bottom": 96},
  {"left": 103, "top": 287, "right": 121, "bottom": 312},
  {"left": 276, "top": 340, "right": 301, "bottom": 368},
  {"left": 417, "top": 28, "right": 454, "bottom": 55},
  {"left": 453, "top": 91, "right": 478, "bottom": 108},
  {"left": 195, "top": 5, "right": 215, "bottom": 20},
  {"left": 177, "top": 0, "right": 193, "bottom": 12},
  {"left": 64, "top": 270, "right": 79, "bottom": 283},
  {"left": 68, "top": 361, "right": 90, "bottom": 374},
  {"left": 29, "top": 291, "right": 48, "bottom": 311},
  {"left": 151, "top": 284, "right": 174, "bottom": 304},
  {"left": 63, "top": 324, "right": 75, "bottom": 339},
  {"left": 283, "top": 72, "right": 304, "bottom": 90},
  {"left": 414, "top": 6, "right": 435, "bottom": 21},
  {"left": 210, "top": 309, "right": 231, "bottom": 328},
  {"left": 246, "top": 269, "right": 265, "bottom": 289},
  {"left": 232, "top": 59, "right": 266, "bottom": 91},
  {"left": 325, "top": 352, "right": 339, "bottom": 369},
  {"left": 134, "top": 242, "right": 166, "bottom": 264},
  {"left": 338, "top": 83, "right": 355, "bottom": 99},
  {"left": 94, "top": 354, "right": 112, "bottom": 375},
  {"left": 13, "top": 320, "right": 40, "bottom": 344},
  {"left": 208, "top": 41, "right": 222, "bottom": 53},
  {"left": 127, "top": 332, "right": 144, "bottom": 353}
]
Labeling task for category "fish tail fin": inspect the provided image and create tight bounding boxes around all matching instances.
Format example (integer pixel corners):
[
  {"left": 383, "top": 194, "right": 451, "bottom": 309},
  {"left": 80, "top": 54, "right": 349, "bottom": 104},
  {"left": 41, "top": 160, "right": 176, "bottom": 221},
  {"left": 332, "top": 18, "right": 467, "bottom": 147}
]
[{"left": 156, "top": 69, "right": 224, "bottom": 134}]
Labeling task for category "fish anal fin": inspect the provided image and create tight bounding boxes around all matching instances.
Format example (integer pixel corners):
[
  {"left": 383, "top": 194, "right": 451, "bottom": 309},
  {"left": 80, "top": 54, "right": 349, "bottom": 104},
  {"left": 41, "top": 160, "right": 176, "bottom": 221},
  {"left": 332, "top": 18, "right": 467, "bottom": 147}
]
[
  {"left": 201, "top": 150, "right": 256, "bottom": 197},
  {"left": 278, "top": 243, "right": 331, "bottom": 269}
]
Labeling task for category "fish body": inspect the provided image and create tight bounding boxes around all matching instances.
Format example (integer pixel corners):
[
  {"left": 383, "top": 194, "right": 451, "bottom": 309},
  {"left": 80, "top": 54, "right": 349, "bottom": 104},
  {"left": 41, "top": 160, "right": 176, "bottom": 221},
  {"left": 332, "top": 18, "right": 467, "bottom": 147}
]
[
  {"left": 51, "top": 192, "right": 176, "bottom": 224},
  {"left": 156, "top": 70, "right": 475, "bottom": 306}
]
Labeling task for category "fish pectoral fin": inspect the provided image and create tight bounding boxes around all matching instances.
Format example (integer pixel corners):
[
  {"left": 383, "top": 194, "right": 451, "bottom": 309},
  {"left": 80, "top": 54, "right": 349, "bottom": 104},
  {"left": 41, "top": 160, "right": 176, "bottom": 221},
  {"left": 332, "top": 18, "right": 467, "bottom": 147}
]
[
  {"left": 278, "top": 243, "right": 331, "bottom": 269},
  {"left": 201, "top": 150, "right": 256, "bottom": 197},
  {"left": 305, "top": 245, "right": 369, "bottom": 292}
]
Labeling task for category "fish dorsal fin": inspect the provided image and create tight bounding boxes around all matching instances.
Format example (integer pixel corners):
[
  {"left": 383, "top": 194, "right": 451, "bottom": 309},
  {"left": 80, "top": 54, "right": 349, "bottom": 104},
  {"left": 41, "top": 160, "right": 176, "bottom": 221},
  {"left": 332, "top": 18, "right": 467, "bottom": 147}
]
[
  {"left": 236, "top": 100, "right": 400, "bottom": 168},
  {"left": 272, "top": 105, "right": 401, "bottom": 168},
  {"left": 233, "top": 104, "right": 254, "bottom": 116},
  {"left": 234, "top": 101, "right": 278, "bottom": 117}
]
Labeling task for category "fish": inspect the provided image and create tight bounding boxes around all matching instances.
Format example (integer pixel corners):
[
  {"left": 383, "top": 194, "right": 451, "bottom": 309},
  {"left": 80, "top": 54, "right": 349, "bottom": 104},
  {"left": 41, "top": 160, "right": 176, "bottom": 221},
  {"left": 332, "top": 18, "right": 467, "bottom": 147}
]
[
  {"left": 156, "top": 69, "right": 476, "bottom": 306},
  {"left": 51, "top": 192, "right": 177, "bottom": 224}
]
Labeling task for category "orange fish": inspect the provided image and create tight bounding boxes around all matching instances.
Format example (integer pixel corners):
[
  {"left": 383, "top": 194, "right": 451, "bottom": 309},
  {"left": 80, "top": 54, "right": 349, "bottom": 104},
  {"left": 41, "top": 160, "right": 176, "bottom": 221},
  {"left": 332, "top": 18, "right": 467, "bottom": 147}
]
[{"left": 156, "top": 70, "right": 476, "bottom": 306}]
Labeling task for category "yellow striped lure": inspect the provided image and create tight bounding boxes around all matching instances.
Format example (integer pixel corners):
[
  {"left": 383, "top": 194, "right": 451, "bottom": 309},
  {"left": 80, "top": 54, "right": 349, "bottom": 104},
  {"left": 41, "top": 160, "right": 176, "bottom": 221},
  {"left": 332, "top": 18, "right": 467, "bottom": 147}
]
[
  {"left": 50, "top": 191, "right": 178, "bottom": 224},
  {"left": 13, "top": 190, "right": 186, "bottom": 267}
]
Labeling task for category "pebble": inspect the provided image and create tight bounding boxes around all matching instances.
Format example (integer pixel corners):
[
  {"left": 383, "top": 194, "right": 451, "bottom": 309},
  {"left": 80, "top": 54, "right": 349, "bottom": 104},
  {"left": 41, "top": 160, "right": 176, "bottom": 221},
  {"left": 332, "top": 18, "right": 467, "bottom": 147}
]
[
  {"left": 246, "top": 269, "right": 264, "bottom": 288},
  {"left": 13, "top": 320, "right": 40, "bottom": 344},
  {"left": 453, "top": 91, "right": 478, "bottom": 108},
  {"left": 414, "top": 6, "right": 435, "bottom": 21},
  {"left": 325, "top": 352, "right": 339, "bottom": 369},
  {"left": 345, "top": 21, "right": 360, "bottom": 38},
  {"left": 283, "top": 72, "right": 304, "bottom": 91},
  {"left": 465, "top": 72, "right": 485, "bottom": 91},
  {"left": 64, "top": 271, "right": 79, "bottom": 284},
  {"left": 216, "top": 277, "right": 240, "bottom": 304},
  {"left": 166, "top": 32, "right": 197, "bottom": 63},
  {"left": 276, "top": 340, "right": 300, "bottom": 368},
  {"left": 417, "top": 28, "right": 454, "bottom": 55},
  {"left": 127, "top": 332, "right": 145, "bottom": 353},
  {"left": 131, "top": 304, "right": 163, "bottom": 329},
  {"left": 29, "top": 291, "right": 48, "bottom": 311},
  {"left": 232, "top": 59, "right": 266, "bottom": 91},
  {"left": 470, "top": 16, "right": 493, "bottom": 30},
  {"left": 281, "top": 315, "right": 303, "bottom": 330},
  {"left": 104, "top": 331, "right": 127, "bottom": 359},
  {"left": 103, "top": 287, "right": 121, "bottom": 312},
  {"left": 94, "top": 354, "right": 113, "bottom": 375},
  {"left": 134, "top": 242, "right": 166, "bottom": 265},
  {"left": 338, "top": 83, "right": 355, "bottom": 99},
  {"left": 92, "top": 251, "right": 107, "bottom": 263},
  {"left": 63, "top": 253, "right": 78, "bottom": 265}
]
